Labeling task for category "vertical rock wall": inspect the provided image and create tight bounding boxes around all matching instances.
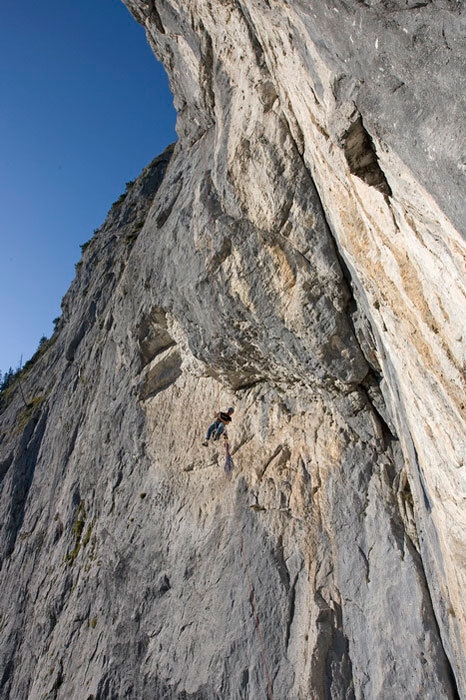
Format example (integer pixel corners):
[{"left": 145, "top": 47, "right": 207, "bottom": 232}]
[{"left": 0, "top": 1, "right": 464, "bottom": 698}]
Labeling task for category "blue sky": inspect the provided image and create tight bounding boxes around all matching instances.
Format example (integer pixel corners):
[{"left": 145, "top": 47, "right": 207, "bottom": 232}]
[{"left": 0, "top": 0, "right": 176, "bottom": 376}]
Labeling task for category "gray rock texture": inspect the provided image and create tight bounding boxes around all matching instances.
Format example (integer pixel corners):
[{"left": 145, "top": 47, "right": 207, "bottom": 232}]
[{"left": 0, "top": 1, "right": 465, "bottom": 698}]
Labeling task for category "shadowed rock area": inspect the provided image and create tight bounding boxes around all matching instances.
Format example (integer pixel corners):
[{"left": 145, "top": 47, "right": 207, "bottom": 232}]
[{"left": 0, "top": 1, "right": 465, "bottom": 698}]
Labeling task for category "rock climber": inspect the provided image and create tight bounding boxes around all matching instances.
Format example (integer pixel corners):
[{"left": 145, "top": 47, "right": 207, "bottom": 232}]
[{"left": 202, "top": 407, "right": 234, "bottom": 446}]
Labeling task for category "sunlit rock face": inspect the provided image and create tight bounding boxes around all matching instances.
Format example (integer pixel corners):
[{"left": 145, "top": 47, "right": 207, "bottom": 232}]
[{"left": 0, "top": 1, "right": 465, "bottom": 699}]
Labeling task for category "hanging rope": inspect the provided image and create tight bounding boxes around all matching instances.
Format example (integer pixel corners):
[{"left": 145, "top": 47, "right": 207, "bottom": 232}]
[
  {"left": 206, "top": 236, "right": 219, "bottom": 386},
  {"left": 207, "top": 235, "right": 273, "bottom": 693},
  {"left": 206, "top": 230, "right": 234, "bottom": 473},
  {"left": 205, "top": 229, "right": 273, "bottom": 693},
  {"left": 224, "top": 433, "right": 234, "bottom": 474}
]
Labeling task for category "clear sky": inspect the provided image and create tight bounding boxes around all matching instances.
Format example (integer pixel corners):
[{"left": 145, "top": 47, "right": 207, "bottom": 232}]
[{"left": 0, "top": 0, "right": 177, "bottom": 376}]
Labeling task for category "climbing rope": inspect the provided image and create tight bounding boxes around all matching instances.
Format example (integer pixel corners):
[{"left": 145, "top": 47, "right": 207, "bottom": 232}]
[
  {"left": 206, "top": 231, "right": 274, "bottom": 697},
  {"left": 224, "top": 434, "right": 234, "bottom": 474},
  {"left": 206, "top": 233, "right": 233, "bottom": 473}
]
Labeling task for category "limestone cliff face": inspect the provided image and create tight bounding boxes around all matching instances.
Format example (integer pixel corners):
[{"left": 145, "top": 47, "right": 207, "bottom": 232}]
[{"left": 0, "top": 1, "right": 465, "bottom": 699}]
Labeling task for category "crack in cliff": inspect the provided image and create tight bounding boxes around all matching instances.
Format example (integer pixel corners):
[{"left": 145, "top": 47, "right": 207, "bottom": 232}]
[
  {"left": 283, "top": 128, "right": 397, "bottom": 443},
  {"left": 342, "top": 116, "right": 392, "bottom": 196},
  {"left": 198, "top": 24, "right": 216, "bottom": 116},
  {"left": 284, "top": 566, "right": 302, "bottom": 651},
  {"left": 1, "top": 406, "right": 49, "bottom": 564},
  {"left": 402, "top": 514, "right": 462, "bottom": 700},
  {"left": 266, "top": 106, "right": 463, "bottom": 694},
  {"left": 312, "top": 591, "right": 356, "bottom": 699},
  {"left": 234, "top": 1, "right": 267, "bottom": 71},
  {"left": 0, "top": 452, "right": 14, "bottom": 486}
]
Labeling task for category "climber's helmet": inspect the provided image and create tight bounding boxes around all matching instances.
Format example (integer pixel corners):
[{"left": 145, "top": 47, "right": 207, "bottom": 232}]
[{"left": 227, "top": 407, "right": 234, "bottom": 414}]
